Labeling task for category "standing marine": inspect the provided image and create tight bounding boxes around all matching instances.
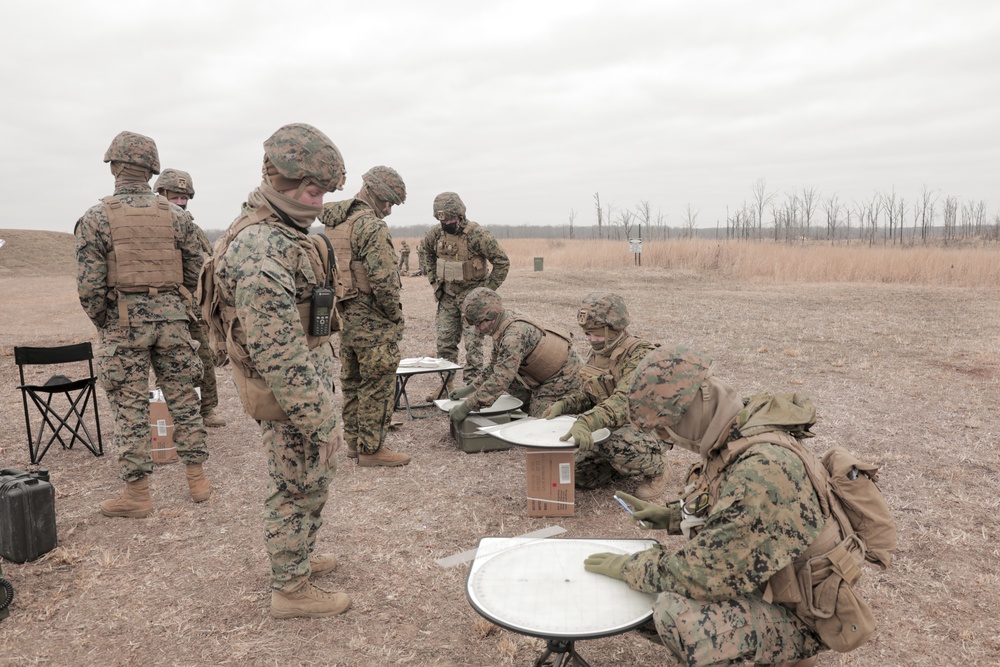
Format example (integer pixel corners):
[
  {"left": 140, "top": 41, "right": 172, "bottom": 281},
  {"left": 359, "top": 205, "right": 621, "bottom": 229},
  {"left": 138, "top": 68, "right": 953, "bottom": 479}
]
[
  {"left": 154, "top": 168, "right": 226, "bottom": 428},
  {"left": 206, "top": 122, "right": 350, "bottom": 619},
  {"left": 321, "top": 166, "right": 411, "bottom": 467},
  {"left": 449, "top": 287, "right": 582, "bottom": 420},
  {"left": 75, "top": 131, "right": 210, "bottom": 518},
  {"left": 397, "top": 239, "right": 410, "bottom": 273},
  {"left": 419, "top": 192, "right": 509, "bottom": 393},
  {"left": 546, "top": 292, "right": 669, "bottom": 500}
]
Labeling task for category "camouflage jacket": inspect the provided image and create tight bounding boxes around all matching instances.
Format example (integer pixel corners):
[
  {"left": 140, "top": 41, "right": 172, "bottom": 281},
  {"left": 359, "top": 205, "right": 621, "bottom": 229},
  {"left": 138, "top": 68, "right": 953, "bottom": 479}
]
[
  {"left": 419, "top": 220, "right": 509, "bottom": 297},
  {"left": 75, "top": 183, "right": 204, "bottom": 328},
  {"left": 321, "top": 199, "right": 403, "bottom": 347},
  {"left": 561, "top": 335, "right": 657, "bottom": 432},
  {"left": 214, "top": 211, "right": 338, "bottom": 446},
  {"left": 468, "top": 311, "right": 580, "bottom": 411},
  {"left": 620, "top": 439, "right": 824, "bottom": 600}
]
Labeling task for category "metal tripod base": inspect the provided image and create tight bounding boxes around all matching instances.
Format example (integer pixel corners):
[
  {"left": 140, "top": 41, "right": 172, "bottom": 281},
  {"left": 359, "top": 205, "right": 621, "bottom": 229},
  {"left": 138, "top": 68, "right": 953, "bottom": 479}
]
[{"left": 533, "top": 639, "right": 592, "bottom": 667}]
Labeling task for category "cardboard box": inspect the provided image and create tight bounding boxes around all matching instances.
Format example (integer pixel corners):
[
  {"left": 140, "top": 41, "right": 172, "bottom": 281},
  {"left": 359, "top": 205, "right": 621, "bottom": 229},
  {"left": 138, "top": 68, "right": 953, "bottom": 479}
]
[
  {"left": 149, "top": 389, "right": 178, "bottom": 465},
  {"left": 526, "top": 447, "right": 575, "bottom": 517}
]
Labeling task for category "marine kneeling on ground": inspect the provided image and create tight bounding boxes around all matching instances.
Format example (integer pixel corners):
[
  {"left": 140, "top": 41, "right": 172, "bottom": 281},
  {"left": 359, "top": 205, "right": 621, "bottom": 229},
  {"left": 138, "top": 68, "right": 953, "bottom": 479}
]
[
  {"left": 544, "top": 292, "right": 669, "bottom": 500},
  {"left": 448, "top": 287, "right": 582, "bottom": 420},
  {"left": 584, "top": 346, "right": 895, "bottom": 667}
]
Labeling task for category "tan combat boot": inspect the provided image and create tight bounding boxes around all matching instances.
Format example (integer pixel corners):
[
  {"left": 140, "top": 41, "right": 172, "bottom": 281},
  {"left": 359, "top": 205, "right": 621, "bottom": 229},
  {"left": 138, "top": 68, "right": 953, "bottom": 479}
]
[
  {"left": 358, "top": 447, "right": 411, "bottom": 467},
  {"left": 346, "top": 445, "right": 358, "bottom": 460},
  {"left": 310, "top": 553, "right": 338, "bottom": 576},
  {"left": 202, "top": 409, "right": 227, "bottom": 428},
  {"left": 755, "top": 658, "right": 818, "bottom": 667},
  {"left": 634, "top": 473, "right": 667, "bottom": 501},
  {"left": 100, "top": 477, "right": 153, "bottom": 518},
  {"left": 271, "top": 582, "right": 352, "bottom": 619},
  {"left": 185, "top": 463, "right": 212, "bottom": 502}
]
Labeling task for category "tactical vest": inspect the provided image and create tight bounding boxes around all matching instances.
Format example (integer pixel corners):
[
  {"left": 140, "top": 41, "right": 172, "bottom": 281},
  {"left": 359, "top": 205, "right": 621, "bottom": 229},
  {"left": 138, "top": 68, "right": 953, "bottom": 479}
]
[
  {"left": 198, "top": 203, "right": 334, "bottom": 421},
  {"left": 492, "top": 315, "right": 571, "bottom": 388},
  {"left": 435, "top": 222, "right": 488, "bottom": 284},
  {"left": 579, "top": 334, "right": 648, "bottom": 404},
  {"left": 686, "top": 431, "right": 876, "bottom": 652},
  {"left": 324, "top": 208, "right": 373, "bottom": 302},
  {"left": 102, "top": 195, "right": 185, "bottom": 327}
]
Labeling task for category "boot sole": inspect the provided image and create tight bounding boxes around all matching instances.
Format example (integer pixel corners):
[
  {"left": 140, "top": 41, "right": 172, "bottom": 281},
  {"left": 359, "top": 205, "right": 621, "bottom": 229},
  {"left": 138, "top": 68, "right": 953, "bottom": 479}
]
[
  {"left": 357, "top": 459, "right": 410, "bottom": 467},
  {"left": 270, "top": 601, "right": 352, "bottom": 619},
  {"left": 100, "top": 508, "right": 153, "bottom": 518}
]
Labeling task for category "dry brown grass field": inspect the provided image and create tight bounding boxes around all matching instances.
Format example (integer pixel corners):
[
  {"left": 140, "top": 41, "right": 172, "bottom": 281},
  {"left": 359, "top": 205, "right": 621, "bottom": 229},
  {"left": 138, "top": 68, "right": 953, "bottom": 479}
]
[{"left": 1, "top": 229, "right": 998, "bottom": 666}]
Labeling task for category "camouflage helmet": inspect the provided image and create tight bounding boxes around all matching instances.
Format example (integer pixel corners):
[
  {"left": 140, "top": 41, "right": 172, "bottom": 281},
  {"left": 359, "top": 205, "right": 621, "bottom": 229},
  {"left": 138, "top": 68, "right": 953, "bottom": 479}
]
[
  {"left": 263, "top": 123, "right": 346, "bottom": 192},
  {"left": 362, "top": 166, "right": 406, "bottom": 205},
  {"left": 462, "top": 287, "right": 503, "bottom": 325},
  {"left": 154, "top": 168, "right": 195, "bottom": 198},
  {"left": 433, "top": 192, "right": 466, "bottom": 221},
  {"left": 577, "top": 291, "right": 630, "bottom": 331},
  {"left": 103, "top": 131, "right": 160, "bottom": 174},
  {"left": 628, "top": 346, "right": 713, "bottom": 433}
]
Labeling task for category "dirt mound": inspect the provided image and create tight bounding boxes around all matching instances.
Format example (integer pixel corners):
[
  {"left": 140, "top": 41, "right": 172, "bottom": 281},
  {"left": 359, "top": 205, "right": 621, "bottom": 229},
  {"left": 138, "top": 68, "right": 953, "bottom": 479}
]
[{"left": 0, "top": 229, "right": 78, "bottom": 277}]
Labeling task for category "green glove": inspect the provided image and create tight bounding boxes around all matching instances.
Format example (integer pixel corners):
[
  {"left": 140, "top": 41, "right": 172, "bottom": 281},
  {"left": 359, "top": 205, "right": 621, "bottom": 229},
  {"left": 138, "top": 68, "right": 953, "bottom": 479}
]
[
  {"left": 449, "top": 402, "right": 470, "bottom": 422},
  {"left": 615, "top": 492, "right": 679, "bottom": 531},
  {"left": 543, "top": 400, "right": 566, "bottom": 420},
  {"left": 560, "top": 419, "right": 594, "bottom": 452},
  {"left": 583, "top": 552, "right": 630, "bottom": 581},
  {"left": 449, "top": 385, "right": 475, "bottom": 400}
]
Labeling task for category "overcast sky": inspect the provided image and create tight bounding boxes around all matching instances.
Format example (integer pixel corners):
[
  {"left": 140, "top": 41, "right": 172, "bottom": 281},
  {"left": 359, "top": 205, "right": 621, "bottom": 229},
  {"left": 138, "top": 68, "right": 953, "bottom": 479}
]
[{"left": 2, "top": 0, "right": 997, "bottom": 235}]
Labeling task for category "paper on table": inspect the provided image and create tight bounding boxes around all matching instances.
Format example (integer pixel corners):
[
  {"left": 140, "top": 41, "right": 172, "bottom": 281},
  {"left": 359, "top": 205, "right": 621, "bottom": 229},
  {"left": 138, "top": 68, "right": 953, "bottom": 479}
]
[{"left": 399, "top": 357, "right": 447, "bottom": 368}]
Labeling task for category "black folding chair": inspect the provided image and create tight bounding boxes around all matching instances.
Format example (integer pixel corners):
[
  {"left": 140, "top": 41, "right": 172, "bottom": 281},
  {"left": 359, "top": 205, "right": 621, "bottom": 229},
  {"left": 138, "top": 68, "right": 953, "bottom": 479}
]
[{"left": 14, "top": 342, "right": 104, "bottom": 464}]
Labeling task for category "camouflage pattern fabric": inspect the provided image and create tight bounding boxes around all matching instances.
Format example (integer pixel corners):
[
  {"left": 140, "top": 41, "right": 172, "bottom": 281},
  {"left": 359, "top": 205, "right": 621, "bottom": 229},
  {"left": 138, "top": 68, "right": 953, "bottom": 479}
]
[
  {"left": 577, "top": 291, "right": 630, "bottom": 331},
  {"left": 361, "top": 166, "right": 406, "bottom": 205},
  {"left": 432, "top": 191, "right": 466, "bottom": 219},
  {"left": 322, "top": 198, "right": 402, "bottom": 454},
  {"left": 263, "top": 417, "right": 334, "bottom": 591},
  {"left": 420, "top": 222, "right": 508, "bottom": 382},
  {"left": 263, "top": 123, "right": 346, "bottom": 193},
  {"left": 618, "top": 443, "right": 826, "bottom": 664},
  {"left": 188, "top": 320, "right": 218, "bottom": 414},
  {"left": 103, "top": 130, "right": 160, "bottom": 173},
  {"left": 154, "top": 168, "right": 195, "bottom": 197},
  {"left": 397, "top": 240, "right": 410, "bottom": 272},
  {"left": 215, "top": 214, "right": 341, "bottom": 592},
  {"left": 75, "top": 181, "right": 208, "bottom": 480},
  {"left": 466, "top": 313, "right": 583, "bottom": 417},
  {"left": 340, "top": 342, "right": 398, "bottom": 454},
  {"left": 628, "top": 346, "right": 714, "bottom": 433},
  {"left": 574, "top": 425, "right": 664, "bottom": 488}
]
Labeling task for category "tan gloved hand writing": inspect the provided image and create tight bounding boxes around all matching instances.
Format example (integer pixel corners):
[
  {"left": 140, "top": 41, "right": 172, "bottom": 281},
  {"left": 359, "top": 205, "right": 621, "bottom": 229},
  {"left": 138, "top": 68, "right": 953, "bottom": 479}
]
[
  {"left": 543, "top": 400, "right": 566, "bottom": 419},
  {"left": 615, "top": 491, "right": 680, "bottom": 531}
]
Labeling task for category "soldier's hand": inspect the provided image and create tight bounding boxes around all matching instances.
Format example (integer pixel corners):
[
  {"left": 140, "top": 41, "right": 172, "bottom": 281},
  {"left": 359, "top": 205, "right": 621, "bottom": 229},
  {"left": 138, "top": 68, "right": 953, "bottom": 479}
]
[
  {"left": 449, "top": 385, "right": 476, "bottom": 400},
  {"left": 449, "top": 402, "right": 471, "bottom": 422},
  {"left": 615, "top": 492, "right": 678, "bottom": 530},
  {"left": 583, "top": 552, "right": 629, "bottom": 581},
  {"left": 322, "top": 425, "right": 344, "bottom": 467},
  {"left": 543, "top": 400, "right": 566, "bottom": 420},
  {"left": 560, "top": 419, "right": 594, "bottom": 452}
]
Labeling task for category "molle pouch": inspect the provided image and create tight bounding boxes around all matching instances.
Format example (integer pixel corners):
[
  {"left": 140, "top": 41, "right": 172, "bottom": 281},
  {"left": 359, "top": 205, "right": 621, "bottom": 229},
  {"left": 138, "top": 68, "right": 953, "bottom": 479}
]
[
  {"left": 798, "top": 535, "right": 875, "bottom": 652},
  {"left": 463, "top": 256, "right": 487, "bottom": 281}
]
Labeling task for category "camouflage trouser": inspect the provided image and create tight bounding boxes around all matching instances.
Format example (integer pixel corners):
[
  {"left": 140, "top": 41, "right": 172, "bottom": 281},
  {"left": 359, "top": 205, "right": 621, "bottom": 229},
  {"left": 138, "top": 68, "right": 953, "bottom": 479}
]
[
  {"left": 262, "top": 418, "right": 335, "bottom": 591},
  {"left": 505, "top": 362, "right": 584, "bottom": 418},
  {"left": 574, "top": 424, "right": 665, "bottom": 488},
  {"left": 651, "top": 591, "right": 824, "bottom": 666},
  {"left": 398, "top": 252, "right": 409, "bottom": 273},
  {"left": 436, "top": 291, "right": 486, "bottom": 385},
  {"left": 96, "top": 320, "right": 207, "bottom": 481},
  {"left": 188, "top": 320, "right": 219, "bottom": 414},
  {"left": 340, "top": 341, "right": 399, "bottom": 455}
]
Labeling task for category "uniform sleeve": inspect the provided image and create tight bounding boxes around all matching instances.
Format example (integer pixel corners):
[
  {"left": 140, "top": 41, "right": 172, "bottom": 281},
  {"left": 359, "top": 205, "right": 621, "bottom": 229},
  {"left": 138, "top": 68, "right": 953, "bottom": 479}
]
[
  {"left": 467, "top": 321, "right": 541, "bottom": 410},
  {"left": 356, "top": 217, "right": 402, "bottom": 323},
  {"left": 420, "top": 228, "right": 439, "bottom": 284},
  {"left": 579, "top": 342, "right": 655, "bottom": 431},
  {"left": 232, "top": 233, "right": 338, "bottom": 445},
  {"left": 74, "top": 209, "right": 112, "bottom": 329},
  {"left": 472, "top": 229, "right": 509, "bottom": 290},
  {"left": 620, "top": 444, "right": 825, "bottom": 599},
  {"left": 175, "top": 211, "right": 206, "bottom": 293}
]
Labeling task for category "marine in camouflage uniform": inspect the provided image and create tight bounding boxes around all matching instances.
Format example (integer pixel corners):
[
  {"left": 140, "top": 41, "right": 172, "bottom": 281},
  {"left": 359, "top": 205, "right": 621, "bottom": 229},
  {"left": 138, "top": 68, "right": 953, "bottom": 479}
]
[
  {"left": 419, "top": 192, "right": 509, "bottom": 387},
  {"left": 397, "top": 240, "right": 410, "bottom": 273},
  {"left": 211, "top": 123, "right": 351, "bottom": 618},
  {"left": 321, "top": 166, "right": 410, "bottom": 467},
  {"left": 549, "top": 292, "right": 667, "bottom": 500},
  {"left": 583, "top": 347, "right": 827, "bottom": 667},
  {"left": 74, "top": 131, "right": 210, "bottom": 518},
  {"left": 451, "top": 287, "right": 582, "bottom": 419},
  {"left": 154, "top": 168, "right": 225, "bottom": 427}
]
